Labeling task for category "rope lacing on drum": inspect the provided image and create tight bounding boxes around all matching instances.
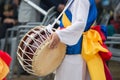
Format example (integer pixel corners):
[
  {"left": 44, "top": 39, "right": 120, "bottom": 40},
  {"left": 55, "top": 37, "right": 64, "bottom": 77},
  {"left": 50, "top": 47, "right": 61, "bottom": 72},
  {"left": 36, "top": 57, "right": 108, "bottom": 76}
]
[
  {"left": 22, "top": 40, "right": 35, "bottom": 53},
  {"left": 26, "top": 33, "right": 40, "bottom": 47},
  {"left": 30, "top": 29, "right": 45, "bottom": 45},
  {"left": 24, "top": 65, "right": 34, "bottom": 72}
]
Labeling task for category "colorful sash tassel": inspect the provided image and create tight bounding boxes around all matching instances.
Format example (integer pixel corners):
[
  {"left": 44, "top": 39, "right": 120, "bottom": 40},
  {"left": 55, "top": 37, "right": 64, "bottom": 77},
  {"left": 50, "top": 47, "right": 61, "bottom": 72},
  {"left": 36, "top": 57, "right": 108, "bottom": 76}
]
[
  {"left": 81, "top": 25, "right": 112, "bottom": 80},
  {"left": 91, "top": 26, "right": 112, "bottom": 61},
  {"left": 102, "top": 58, "right": 112, "bottom": 80},
  {"left": 0, "top": 50, "right": 12, "bottom": 80}
]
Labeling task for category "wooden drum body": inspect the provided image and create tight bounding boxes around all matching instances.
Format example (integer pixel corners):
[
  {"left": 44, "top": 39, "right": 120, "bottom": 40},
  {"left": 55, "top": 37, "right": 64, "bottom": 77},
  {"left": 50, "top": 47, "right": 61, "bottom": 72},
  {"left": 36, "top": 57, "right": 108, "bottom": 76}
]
[{"left": 17, "top": 26, "right": 66, "bottom": 76}]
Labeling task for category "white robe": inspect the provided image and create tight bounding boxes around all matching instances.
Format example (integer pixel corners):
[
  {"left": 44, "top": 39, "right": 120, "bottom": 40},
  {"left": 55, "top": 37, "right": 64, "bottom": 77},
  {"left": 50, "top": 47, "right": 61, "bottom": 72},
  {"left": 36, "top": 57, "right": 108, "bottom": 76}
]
[
  {"left": 54, "top": 55, "right": 90, "bottom": 80},
  {"left": 54, "top": 0, "right": 91, "bottom": 80}
]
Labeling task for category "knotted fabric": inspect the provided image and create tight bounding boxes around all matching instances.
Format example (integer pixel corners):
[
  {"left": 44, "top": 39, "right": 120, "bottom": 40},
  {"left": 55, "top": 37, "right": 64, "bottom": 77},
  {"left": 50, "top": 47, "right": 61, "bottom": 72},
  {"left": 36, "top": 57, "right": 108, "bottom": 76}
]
[{"left": 81, "top": 25, "right": 112, "bottom": 80}]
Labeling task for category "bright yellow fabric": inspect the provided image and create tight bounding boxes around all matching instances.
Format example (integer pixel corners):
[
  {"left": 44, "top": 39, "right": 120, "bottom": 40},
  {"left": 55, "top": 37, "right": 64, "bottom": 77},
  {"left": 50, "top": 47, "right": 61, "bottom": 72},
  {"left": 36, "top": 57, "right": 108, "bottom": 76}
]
[
  {"left": 87, "top": 54, "right": 106, "bottom": 80},
  {"left": 82, "top": 29, "right": 108, "bottom": 61},
  {"left": 0, "top": 58, "right": 9, "bottom": 80},
  {"left": 62, "top": 13, "right": 71, "bottom": 28},
  {"left": 81, "top": 29, "right": 108, "bottom": 80}
]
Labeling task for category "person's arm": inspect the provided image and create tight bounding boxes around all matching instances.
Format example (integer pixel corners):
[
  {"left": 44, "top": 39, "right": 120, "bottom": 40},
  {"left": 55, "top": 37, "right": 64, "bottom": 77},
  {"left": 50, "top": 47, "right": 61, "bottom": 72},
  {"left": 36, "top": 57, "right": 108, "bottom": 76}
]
[{"left": 56, "top": 0, "right": 90, "bottom": 45}]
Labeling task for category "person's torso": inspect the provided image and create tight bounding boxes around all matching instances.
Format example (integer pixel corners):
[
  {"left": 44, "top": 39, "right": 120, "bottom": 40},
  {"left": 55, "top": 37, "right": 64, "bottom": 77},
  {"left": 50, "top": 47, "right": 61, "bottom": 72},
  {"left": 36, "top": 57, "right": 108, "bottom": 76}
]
[{"left": 60, "top": 0, "right": 98, "bottom": 54}]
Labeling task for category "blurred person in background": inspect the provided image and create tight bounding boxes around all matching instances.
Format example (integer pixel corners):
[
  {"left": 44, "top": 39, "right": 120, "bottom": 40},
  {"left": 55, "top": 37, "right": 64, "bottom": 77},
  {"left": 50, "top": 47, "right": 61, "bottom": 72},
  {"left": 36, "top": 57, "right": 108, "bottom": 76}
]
[
  {"left": 107, "top": 3, "right": 120, "bottom": 36},
  {"left": 0, "top": 0, "right": 20, "bottom": 39},
  {"left": 95, "top": 0, "right": 103, "bottom": 24},
  {"left": 40, "top": 0, "right": 66, "bottom": 21},
  {"left": 0, "top": 0, "right": 6, "bottom": 24},
  {"left": 112, "top": 3, "right": 120, "bottom": 33},
  {"left": 18, "top": 0, "right": 41, "bottom": 24},
  {"left": 40, "top": 0, "right": 66, "bottom": 12}
]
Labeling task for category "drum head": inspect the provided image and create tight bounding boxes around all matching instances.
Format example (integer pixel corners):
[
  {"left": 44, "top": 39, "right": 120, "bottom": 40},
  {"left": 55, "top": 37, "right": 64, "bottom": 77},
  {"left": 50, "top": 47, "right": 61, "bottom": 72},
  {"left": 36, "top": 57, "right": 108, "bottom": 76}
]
[{"left": 32, "top": 40, "right": 66, "bottom": 76}]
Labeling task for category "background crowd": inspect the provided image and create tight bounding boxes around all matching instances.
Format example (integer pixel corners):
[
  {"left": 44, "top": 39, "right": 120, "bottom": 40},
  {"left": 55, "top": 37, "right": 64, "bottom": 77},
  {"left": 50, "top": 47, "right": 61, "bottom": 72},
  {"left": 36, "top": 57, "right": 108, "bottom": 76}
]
[{"left": 0, "top": 0, "right": 120, "bottom": 39}]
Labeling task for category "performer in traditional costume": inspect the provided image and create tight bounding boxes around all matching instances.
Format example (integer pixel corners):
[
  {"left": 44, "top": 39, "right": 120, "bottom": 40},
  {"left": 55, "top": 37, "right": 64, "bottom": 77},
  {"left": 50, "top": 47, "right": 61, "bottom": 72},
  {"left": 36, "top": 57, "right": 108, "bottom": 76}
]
[{"left": 48, "top": 0, "right": 112, "bottom": 80}]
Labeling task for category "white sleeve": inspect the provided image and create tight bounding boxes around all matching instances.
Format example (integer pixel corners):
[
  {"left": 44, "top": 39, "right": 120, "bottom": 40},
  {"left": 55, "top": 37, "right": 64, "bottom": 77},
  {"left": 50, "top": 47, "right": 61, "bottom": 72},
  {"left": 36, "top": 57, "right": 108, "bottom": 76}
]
[{"left": 56, "top": 0, "right": 90, "bottom": 45}]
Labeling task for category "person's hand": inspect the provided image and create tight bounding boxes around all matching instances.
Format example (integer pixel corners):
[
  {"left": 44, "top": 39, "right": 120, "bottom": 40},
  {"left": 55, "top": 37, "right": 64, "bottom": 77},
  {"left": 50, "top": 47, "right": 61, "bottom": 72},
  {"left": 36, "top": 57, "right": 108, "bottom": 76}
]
[
  {"left": 3, "top": 11, "right": 10, "bottom": 16},
  {"left": 49, "top": 32, "right": 60, "bottom": 49},
  {"left": 3, "top": 18, "right": 16, "bottom": 25},
  {"left": 57, "top": 4, "right": 65, "bottom": 12}
]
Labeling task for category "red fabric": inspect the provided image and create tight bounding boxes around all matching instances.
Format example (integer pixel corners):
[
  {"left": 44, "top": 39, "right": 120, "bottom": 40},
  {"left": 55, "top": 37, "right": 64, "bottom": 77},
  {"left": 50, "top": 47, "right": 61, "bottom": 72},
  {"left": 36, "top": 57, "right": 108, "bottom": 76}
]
[
  {"left": 92, "top": 25, "right": 112, "bottom": 80},
  {"left": 102, "top": 59, "right": 112, "bottom": 80},
  {"left": 92, "top": 26, "right": 112, "bottom": 61},
  {"left": 0, "top": 50, "right": 12, "bottom": 80},
  {"left": 99, "top": 43, "right": 112, "bottom": 61},
  {"left": 3, "top": 78, "right": 6, "bottom": 80},
  {"left": 0, "top": 50, "right": 12, "bottom": 66}
]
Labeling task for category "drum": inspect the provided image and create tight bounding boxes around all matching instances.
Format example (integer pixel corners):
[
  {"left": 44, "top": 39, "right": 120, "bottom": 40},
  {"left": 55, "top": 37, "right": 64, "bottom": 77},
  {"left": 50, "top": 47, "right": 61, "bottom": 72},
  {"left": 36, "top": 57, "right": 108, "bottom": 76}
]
[{"left": 17, "top": 26, "right": 66, "bottom": 77}]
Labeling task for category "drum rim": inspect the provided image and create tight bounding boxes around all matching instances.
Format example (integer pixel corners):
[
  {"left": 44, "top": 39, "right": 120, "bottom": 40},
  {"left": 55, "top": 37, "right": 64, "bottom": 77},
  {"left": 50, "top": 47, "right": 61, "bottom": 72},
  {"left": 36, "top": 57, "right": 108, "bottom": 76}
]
[{"left": 17, "top": 26, "right": 48, "bottom": 74}]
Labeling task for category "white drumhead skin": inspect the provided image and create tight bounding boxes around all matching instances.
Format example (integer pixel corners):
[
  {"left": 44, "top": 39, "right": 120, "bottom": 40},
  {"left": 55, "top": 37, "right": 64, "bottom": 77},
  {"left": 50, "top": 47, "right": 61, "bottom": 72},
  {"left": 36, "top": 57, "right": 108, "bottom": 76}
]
[{"left": 32, "top": 39, "right": 66, "bottom": 77}]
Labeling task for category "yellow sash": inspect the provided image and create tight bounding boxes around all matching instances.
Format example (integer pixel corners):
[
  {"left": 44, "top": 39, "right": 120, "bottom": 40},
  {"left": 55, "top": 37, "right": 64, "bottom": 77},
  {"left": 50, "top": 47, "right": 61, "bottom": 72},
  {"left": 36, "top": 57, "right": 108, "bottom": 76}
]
[{"left": 81, "top": 29, "right": 108, "bottom": 80}]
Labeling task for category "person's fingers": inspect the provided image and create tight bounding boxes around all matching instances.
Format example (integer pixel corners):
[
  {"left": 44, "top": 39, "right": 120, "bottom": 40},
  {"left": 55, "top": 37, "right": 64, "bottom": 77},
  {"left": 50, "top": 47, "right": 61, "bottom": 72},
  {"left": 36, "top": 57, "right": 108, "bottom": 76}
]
[
  {"left": 49, "top": 37, "right": 57, "bottom": 49},
  {"left": 49, "top": 33, "right": 52, "bottom": 40},
  {"left": 49, "top": 33, "right": 60, "bottom": 49}
]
